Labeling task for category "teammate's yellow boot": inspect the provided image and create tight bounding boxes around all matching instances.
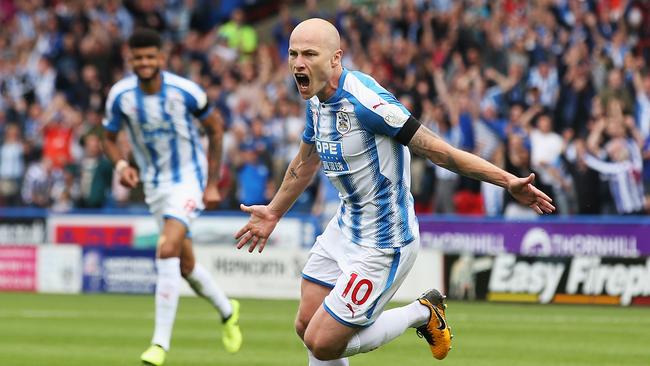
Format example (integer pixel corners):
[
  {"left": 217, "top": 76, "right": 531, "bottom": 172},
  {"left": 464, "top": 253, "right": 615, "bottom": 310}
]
[
  {"left": 141, "top": 344, "right": 166, "bottom": 366},
  {"left": 222, "top": 299, "right": 242, "bottom": 353},
  {"left": 415, "top": 289, "right": 453, "bottom": 360}
]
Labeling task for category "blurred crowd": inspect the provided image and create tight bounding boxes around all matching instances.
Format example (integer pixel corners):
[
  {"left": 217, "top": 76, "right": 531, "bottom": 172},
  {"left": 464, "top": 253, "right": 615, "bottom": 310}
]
[{"left": 2, "top": 0, "right": 650, "bottom": 220}]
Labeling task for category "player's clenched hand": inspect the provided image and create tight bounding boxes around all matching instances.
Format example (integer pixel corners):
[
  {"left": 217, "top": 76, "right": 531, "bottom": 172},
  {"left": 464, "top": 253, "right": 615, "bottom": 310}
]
[
  {"left": 235, "top": 204, "right": 280, "bottom": 253},
  {"left": 119, "top": 166, "right": 140, "bottom": 188},
  {"left": 507, "top": 173, "right": 555, "bottom": 214},
  {"left": 203, "top": 184, "right": 222, "bottom": 210}
]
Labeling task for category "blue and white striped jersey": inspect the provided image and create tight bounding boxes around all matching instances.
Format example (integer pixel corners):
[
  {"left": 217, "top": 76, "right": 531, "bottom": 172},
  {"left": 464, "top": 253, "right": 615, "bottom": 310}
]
[
  {"left": 584, "top": 139, "right": 645, "bottom": 214},
  {"left": 302, "top": 69, "right": 418, "bottom": 248},
  {"left": 103, "top": 71, "right": 211, "bottom": 189}
]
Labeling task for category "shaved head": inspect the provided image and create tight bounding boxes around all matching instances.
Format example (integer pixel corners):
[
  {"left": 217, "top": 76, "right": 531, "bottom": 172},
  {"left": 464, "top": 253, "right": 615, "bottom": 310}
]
[
  {"left": 288, "top": 18, "right": 343, "bottom": 100},
  {"left": 290, "top": 18, "right": 341, "bottom": 54}
]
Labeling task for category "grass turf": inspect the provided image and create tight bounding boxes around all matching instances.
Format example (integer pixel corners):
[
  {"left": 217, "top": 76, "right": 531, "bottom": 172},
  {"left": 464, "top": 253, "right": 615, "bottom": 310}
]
[{"left": 0, "top": 292, "right": 648, "bottom": 365}]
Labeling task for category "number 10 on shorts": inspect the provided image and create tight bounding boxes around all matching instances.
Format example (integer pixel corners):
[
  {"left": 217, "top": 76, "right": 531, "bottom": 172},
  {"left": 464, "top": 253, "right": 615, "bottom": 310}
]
[{"left": 342, "top": 273, "right": 373, "bottom": 305}]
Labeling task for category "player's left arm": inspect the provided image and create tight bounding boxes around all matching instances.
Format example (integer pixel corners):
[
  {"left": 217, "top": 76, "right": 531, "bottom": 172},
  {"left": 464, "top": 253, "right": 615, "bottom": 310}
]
[
  {"left": 199, "top": 110, "right": 225, "bottom": 209},
  {"left": 403, "top": 119, "right": 555, "bottom": 214}
]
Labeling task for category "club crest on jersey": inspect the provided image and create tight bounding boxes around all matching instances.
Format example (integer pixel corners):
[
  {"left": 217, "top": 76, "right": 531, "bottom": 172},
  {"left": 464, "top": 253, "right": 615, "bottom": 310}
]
[{"left": 336, "top": 112, "right": 351, "bottom": 135}]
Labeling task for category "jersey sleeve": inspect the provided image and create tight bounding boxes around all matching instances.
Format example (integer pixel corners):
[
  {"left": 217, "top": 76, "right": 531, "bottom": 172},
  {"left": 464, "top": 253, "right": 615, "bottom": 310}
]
[
  {"left": 185, "top": 86, "right": 212, "bottom": 121},
  {"left": 346, "top": 73, "right": 411, "bottom": 137},
  {"left": 102, "top": 86, "right": 124, "bottom": 133},
  {"left": 302, "top": 101, "right": 316, "bottom": 144}
]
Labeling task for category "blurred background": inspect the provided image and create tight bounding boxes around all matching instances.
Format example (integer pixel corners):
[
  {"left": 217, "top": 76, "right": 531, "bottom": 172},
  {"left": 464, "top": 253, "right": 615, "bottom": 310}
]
[{"left": 1, "top": 1, "right": 649, "bottom": 365}]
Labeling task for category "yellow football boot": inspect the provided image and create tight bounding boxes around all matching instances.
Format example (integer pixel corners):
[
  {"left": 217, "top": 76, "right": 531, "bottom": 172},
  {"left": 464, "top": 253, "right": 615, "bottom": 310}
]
[
  {"left": 141, "top": 344, "right": 166, "bottom": 366},
  {"left": 416, "top": 289, "right": 453, "bottom": 360},
  {"left": 222, "top": 299, "right": 242, "bottom": 353}
]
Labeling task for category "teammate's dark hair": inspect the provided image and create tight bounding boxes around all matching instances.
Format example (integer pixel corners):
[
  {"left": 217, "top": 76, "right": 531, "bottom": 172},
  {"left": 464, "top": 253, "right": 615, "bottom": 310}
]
[{"left": 128, "top": 28, "right": 162, "bottom": 49}]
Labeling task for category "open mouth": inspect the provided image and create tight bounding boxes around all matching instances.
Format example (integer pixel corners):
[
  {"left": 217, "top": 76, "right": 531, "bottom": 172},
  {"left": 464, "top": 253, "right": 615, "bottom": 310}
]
[{"left": 294, "top": 73, "right": 310, "bottom": 92}]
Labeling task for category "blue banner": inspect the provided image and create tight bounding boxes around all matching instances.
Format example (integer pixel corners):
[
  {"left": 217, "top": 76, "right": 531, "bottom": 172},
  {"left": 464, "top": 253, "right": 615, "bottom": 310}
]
[{"left": 82, "top": 248, "right": 156, "bottom": 294}]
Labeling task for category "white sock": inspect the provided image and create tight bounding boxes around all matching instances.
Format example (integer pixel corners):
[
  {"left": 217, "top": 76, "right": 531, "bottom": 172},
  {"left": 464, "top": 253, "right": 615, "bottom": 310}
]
[
  {"left": 341, "top": 301, "right": 430, "bottom": 357},
  {"left": 152, "top": 258, "right": 181, "bottom": 351},
  {"left": 307, "top": 348, "right": 349, "bottom": 365},
  {"left": 185, "top": 263, "right": 232, "bottom": 320}
]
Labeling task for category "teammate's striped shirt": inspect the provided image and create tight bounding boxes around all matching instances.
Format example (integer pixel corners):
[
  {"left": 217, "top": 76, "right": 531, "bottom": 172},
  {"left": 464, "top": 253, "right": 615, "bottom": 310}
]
[
  {"left": 302, "top": 69, "right": 418, "bottom": 248},
  {"left": 584, "top": 139, "right": 645, "bottom": 214},
  {"left": 103, "top": 71, "right": 211, "bottom": 189}
]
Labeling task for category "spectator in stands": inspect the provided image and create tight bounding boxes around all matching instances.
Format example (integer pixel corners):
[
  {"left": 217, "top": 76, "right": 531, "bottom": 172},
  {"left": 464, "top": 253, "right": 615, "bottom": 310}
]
[
  {"left": 22, "top": 156, "right": 55, "bottom": 208},
  {"left": 31, "top": 57, "right": 57, "bottom": 108},
  {"left": 503, "top": 134, "right": 545, "bottom": 218},
  {"left": 124, "top": 0, "right": 166, "bottom": 32},
  {"left": 41, "top": 95, "right": 76, "bottom": 170},
  {"left": 51, "top": 163, "right": 80, "bottom": 212},
  {"left": 585, "top": 137, "right": 645, "bottom": 215},
  {"left": 0, "top": 123, "right": 24, "bottom": 206},
  {"left": 217, "top": 8, "right": 258, "bottom": 59},
  {"left": 530, "top": 113, "right": 567, "bottom": 213},
  {"left": 564, "top": 138, "right": 603, "bottom": 214},
  {"left": 527, "top": 57, "right": 559, "bottom": 109},
  {"left": 586, "top": 117, "right": 645, "bottom": 215},
  {"left": 77, "top": 134, "right": 113, "bottom": 208},
  {"left": 599, "top": 68, "right": 634, "bottom": 114},
  {"left": 235, "top": 141, "right": 272, "bottom": 206},
  {"left": 0, "top": 0, "right": 648, "bottom": 217},
  {"left": 631, "top": 56, "right": 650, "bottom": 139},
  {"left": 273, "top": 4, "right": 299, "bottom": 60}
]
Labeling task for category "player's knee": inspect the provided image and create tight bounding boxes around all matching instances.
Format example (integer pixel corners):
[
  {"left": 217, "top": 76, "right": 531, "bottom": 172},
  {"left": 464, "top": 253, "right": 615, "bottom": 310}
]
[
  {"left": 295, "top": 317, "right": 309, "bottom": 340},
  {"left": 180, "top": 257, "right": 195, "bottom": 277},
  {"left": 157, "top": 237, "right": 181, "bottom": 259},
  {"left": 304, "top": 335, "right": 344, "bottom": 361},
  {"left": 158, "top": 244, "right": 177, "bottom": 258},
  {"left": 303, "top": 331, "right": 346, "bottom": 361}
]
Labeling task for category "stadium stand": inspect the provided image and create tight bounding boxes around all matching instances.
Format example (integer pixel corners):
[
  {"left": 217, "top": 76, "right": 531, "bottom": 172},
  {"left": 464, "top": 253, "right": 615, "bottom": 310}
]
[{"left": 1, "top": 0, "right": 650, "bottom": 217}]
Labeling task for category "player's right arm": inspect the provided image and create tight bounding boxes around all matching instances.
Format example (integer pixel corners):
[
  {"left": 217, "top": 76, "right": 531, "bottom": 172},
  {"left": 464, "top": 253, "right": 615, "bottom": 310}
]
[
  {"left": 103, "top": 130, "right": 139, "bottom": 188},
  {"left": 235, "top": 141, "right": 321, "bottom": 253},
  {"left": 102, "top": 84, "right": 139, "bottom": 188}
]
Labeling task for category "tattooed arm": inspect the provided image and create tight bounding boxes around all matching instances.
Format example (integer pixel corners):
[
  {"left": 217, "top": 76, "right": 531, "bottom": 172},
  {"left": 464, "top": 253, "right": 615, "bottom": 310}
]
[
  {"left": 235, "top": 141, "right": 321, "bottom": 252},
  {"left": 267, "top": 141, "right": 321, "bottom": 217},
  {"left": 408, "top": 125, "right": 555, "bottom": 214},
  {"left": 408, "top": 125, "right": 513, "bottom": 186}
]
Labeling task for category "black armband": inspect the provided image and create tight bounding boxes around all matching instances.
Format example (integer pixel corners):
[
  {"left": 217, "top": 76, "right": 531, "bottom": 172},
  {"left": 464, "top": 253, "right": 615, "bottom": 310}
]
[
  {"left": 395, "top": 116, "right": 421, "bottom": 145},
  {"left": 192, "top": 103, "right": 210, "bottom": 119}
]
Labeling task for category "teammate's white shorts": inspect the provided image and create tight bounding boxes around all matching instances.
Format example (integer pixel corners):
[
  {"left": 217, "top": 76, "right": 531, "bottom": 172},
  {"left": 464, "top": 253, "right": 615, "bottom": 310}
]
[
  {"left": 144, "top": 181, "right": 204, "bottom": 234},
  {"left": 302, "top": 218, "right": 419, "bottom": 328}
]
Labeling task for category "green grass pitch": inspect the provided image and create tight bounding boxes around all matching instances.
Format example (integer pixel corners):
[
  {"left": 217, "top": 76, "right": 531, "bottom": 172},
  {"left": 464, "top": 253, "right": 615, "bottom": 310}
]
[{"left": 0, "top": 292, "right": 648, "bottom": 366}]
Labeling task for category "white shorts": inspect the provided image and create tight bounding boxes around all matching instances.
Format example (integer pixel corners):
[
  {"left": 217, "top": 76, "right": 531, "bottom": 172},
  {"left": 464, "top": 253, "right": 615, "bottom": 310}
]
[
  {"left": 302, "top": 219, "right": 419, "bottom": 327},
  {"left": 144, "top": 182, "right": 204, "bottom": 234}
]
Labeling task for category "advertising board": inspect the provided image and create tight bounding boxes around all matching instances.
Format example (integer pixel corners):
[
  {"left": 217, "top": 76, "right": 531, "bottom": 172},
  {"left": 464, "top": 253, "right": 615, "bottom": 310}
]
[
  {"left": 444, "top": 254, "right": 650, "bottom": 306},
  {"left": 0, "top": 246, "right": 36, "bottom": 291},
  {"left": 0, "top": 217, "right": 46, "bottom": 245},
  {"left": 49, "top": 214, "right": 317, "bottom": 248},
  {"left": 421, "top": 219, "right": 648, "bottom": 257},
  {"left": 37, "top": 245, "right": 82, "bottom": 293},
  {"left": 82, "top": 248, "right": 157, "bottom": 294}
]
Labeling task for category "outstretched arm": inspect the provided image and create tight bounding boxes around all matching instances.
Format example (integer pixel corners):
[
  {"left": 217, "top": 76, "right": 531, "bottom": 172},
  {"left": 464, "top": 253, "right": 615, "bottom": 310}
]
[
  {"left": 235, "top": 141, "right": 321, "bottom": 252},
  {"left": 408, "top": 125, "right": 555, "bottom": 214},
  {"left": 267, "top": 141, "right": 321, "bottom": 217}
]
